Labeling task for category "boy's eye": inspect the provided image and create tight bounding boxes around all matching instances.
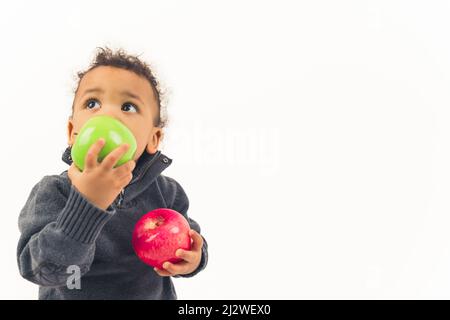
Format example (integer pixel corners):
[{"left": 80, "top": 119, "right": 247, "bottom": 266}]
[
  {"left": 86, "top": 99, "right": 100, "bottom": 110},
  {"left": 122, "top": 102, "right": 138, "bottom": 113}
]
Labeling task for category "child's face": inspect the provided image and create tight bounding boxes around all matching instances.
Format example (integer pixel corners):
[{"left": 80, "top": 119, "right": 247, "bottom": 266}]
[{"left": 68, "top": 66, "right": 162, "bottom": 160}]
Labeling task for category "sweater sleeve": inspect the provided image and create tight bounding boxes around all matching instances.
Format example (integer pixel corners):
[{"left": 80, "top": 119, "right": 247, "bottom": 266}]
[
  {"left": 158, "top": 176, "right": 208, "bottom": 278},
  {"left": 17, "top": 175, "right": 116, "bottom": 287}
]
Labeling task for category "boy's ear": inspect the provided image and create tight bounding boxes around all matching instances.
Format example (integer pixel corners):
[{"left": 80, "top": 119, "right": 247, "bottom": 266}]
[
  {"left": 146, "top": 127, "right": 163, "bottom": 155},
  {"left": 67, "top": 117, "right": 75, "bottom": 146}
]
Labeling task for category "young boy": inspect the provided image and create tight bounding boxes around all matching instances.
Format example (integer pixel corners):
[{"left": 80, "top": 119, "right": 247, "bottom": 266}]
[{"left": 16, "top": 47, "right": 208, "bottom": 299}]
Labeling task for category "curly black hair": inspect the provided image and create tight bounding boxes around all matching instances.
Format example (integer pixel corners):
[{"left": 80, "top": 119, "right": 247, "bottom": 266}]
[{"left": 72, "top": 46, "right": 167, "bottom": 128}]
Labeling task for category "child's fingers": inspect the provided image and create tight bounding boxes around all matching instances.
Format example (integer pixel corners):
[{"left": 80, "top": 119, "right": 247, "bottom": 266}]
[
  {"left": 113, "top": 160, "right": 136, "bottom": 178},
  {"left": 85, "top": 139, "right": 105, "bottom": 169},
  {"left": 175, "top": 249, "right": 196, "bottom": 263},
  {"left": 101, "top": 144, "right": 130, "bottom": 170},
  {"left": 117, "top": 174, "right": 133, "bottom": 187},
  {"left": 162, "top": 261, "right": 187, "bottom": 275},
  {"left": 189, "top": 229, "right": 204, "bottom": 252},
  {"left": 154, "top": 267, "right": 173, "bottom": 277}
]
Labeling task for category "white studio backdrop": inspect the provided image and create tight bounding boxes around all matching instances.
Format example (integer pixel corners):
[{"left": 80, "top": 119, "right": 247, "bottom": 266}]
[{"left": 1, "top": 0, "right": 450, "bottom": 299}]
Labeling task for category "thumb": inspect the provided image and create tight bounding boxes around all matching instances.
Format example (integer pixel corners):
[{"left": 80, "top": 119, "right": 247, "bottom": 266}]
[{"left": 68, "top": 162, "right": 81, "bottom": 182}]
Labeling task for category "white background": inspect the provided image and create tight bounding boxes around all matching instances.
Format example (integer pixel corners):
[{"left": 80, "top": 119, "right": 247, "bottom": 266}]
[{"left": 1, "top": 0, "right": 450, "bottom": 299}]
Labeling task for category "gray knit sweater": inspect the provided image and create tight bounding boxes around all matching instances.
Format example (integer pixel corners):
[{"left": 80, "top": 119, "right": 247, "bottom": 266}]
[{"left": 16, "top": 147, "right": 208, "bottom": 299}]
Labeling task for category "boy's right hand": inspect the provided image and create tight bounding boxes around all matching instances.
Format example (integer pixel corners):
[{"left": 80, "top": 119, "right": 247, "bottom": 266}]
[{"left": 67, "top": 138, "right": 136, "bottom": 211}]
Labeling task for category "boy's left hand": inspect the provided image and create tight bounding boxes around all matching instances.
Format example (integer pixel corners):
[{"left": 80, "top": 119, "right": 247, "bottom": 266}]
[{"left": 154, "top": 229, "right": 204, "bottom": 277}]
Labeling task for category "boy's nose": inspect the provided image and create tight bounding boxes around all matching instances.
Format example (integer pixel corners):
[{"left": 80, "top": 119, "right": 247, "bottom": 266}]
[{"left": 97, "top": 107, "right": 123, "bottom": 122}]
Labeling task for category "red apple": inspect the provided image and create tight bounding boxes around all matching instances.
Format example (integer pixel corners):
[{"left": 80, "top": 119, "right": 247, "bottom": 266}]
[{"left": 132, "top": 208, "right": 191, "bottom": 269}]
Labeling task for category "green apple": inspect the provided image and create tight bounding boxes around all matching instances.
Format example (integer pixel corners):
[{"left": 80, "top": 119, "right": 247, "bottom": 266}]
[{"left": 71, "top": 115, "right": 137, "bottom": 171}]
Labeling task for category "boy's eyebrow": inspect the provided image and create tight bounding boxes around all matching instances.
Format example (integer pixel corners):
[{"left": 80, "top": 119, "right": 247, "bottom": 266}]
[{"left": 80, "top": 87, "right": 145, "bottom": 105}]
